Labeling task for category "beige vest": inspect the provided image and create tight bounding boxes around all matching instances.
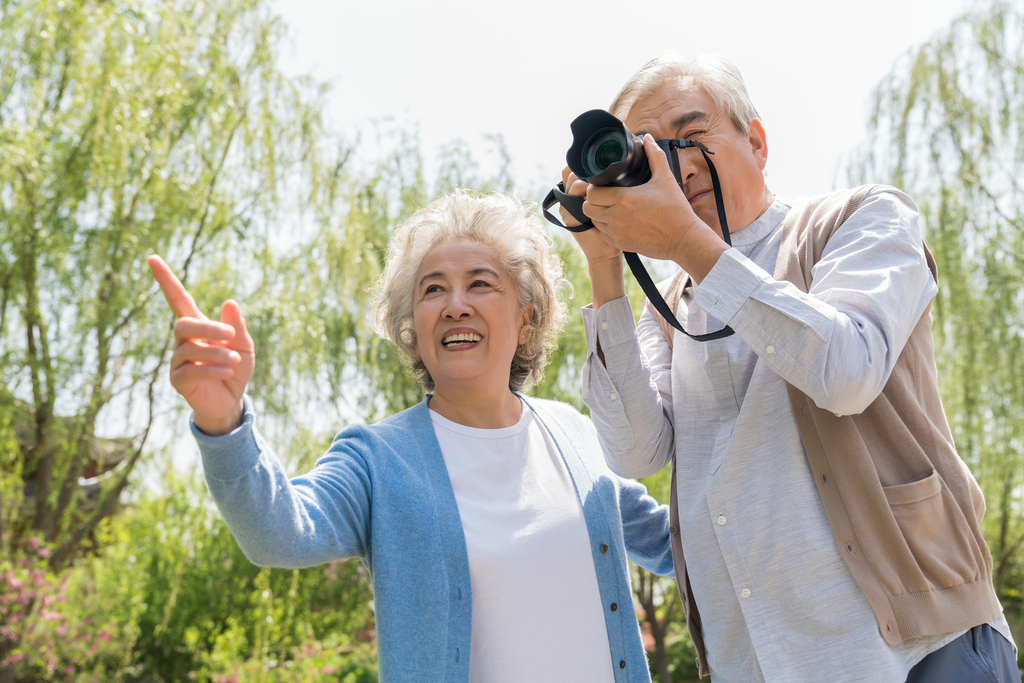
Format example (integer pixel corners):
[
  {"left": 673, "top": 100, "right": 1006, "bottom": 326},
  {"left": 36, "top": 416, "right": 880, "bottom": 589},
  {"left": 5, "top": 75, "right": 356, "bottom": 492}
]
[{"left": 651, "top": 186, "right": 1002, "bottom": 677}]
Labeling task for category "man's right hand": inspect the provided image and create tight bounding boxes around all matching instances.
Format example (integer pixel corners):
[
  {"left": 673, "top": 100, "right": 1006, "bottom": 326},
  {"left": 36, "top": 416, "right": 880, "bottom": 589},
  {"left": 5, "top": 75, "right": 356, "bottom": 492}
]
[
  {"left": 148, "top": 255, "right": 254, "bottom": 436},
  {"left": 560, "top": 166, "right": 626, "bottom": 309}
]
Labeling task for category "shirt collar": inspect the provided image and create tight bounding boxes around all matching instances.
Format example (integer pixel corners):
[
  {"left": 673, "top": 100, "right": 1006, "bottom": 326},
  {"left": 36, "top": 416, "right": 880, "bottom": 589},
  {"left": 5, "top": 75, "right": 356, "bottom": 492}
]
[{"left": 728, "top": 195, "right": 792, "bottom": 247}]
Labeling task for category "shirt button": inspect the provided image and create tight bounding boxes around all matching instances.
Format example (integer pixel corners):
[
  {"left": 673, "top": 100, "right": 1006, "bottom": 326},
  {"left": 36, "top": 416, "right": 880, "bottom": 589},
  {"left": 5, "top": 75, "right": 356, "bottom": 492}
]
[
  {"left": 669, "top": 525, "right": 678, "bottom": 535},
  {"left": 716, "top": 515, "right": 727, "bottom": 526},
  {"left": 741, "top": 588, "right": 751, "bottom": 599},
  {"left": 600, "top": 321, "right": 609, "bottom": 331},
  {"left": 766, "top": 345, "right": 776, "bottom": 354},
  {"left": 609, "top": 392, "right": 618, "bottom": 401}
]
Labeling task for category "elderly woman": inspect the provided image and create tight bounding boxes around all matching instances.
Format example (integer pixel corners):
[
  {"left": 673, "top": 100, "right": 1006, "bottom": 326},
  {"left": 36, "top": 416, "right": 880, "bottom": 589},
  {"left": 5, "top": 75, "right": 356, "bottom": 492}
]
[{"left": 148, "top": 190, "right": 673, "bottom": 682}]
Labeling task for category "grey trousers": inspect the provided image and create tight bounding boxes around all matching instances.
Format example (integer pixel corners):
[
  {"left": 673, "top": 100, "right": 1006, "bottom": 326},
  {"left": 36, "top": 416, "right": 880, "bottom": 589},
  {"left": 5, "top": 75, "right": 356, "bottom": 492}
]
[{"left": 906, "top": 624, "right": 1020, "bottom": 683}]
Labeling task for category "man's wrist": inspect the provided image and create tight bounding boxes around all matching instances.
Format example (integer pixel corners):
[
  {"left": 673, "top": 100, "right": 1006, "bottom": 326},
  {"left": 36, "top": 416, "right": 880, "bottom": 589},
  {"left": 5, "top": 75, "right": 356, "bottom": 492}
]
[
  {"left": 671, "top": 226, "right": 731, "bottom": 285},
  {"left": 588, "top": 255, "right": 626, "bottom": 310}
]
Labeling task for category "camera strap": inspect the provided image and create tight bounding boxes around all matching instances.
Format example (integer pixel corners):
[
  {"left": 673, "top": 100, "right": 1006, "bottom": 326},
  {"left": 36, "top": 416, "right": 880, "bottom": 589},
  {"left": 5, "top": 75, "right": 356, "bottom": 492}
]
[{"left": 542, "top": 140, "right": 735, "bottom": 342}]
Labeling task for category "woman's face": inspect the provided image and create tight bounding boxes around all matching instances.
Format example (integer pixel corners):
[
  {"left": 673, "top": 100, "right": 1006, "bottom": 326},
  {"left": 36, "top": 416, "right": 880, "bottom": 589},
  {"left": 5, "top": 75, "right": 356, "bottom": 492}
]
[{"left": 412, "top": 238, "right": 532, "bottom": 395}]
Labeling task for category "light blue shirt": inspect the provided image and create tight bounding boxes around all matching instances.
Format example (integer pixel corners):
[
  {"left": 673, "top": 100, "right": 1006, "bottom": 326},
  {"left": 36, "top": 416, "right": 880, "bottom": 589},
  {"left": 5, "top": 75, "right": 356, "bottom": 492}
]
[{"left": 192, "top": 394, "right": 675, "bottom": 683}]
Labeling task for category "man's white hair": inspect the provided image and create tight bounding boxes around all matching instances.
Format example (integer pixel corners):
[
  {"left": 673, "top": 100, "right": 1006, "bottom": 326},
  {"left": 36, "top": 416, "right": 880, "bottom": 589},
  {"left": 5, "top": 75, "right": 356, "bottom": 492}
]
[{"left": 610, "top": 53, "right": 760, "bottom": 134}]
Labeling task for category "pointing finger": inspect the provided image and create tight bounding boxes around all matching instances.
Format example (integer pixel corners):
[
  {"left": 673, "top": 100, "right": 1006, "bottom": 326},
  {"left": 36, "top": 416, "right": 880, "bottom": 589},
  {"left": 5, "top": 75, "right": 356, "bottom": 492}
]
[{"left": 147, "top": 254, "right": 206, "bottom": 320}]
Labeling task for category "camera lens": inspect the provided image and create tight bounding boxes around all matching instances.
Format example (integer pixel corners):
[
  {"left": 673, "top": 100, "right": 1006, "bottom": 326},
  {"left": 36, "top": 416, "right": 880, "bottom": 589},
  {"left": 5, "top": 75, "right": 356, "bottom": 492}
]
[{"left": 583, "top": 130, "right": 627, "bottom": 177}]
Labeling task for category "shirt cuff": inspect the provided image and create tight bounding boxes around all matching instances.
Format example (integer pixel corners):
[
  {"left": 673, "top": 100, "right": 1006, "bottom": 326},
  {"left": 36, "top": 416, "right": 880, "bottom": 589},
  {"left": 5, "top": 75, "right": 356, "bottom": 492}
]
[
  {"left": 582, "top": 296, "right": 639, "bottom": 352},
  {"left": 694, "top": 248, "right": 768, "bottom": 324},
  {"left": 190, "top": 395, "right": 265, "bottom": 481}
]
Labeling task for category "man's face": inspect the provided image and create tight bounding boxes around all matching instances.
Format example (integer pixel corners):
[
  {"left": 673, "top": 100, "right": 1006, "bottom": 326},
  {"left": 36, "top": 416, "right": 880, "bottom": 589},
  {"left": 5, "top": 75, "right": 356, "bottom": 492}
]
[{"left": 624, "top": 79, "right": 770, "bottom": 234}]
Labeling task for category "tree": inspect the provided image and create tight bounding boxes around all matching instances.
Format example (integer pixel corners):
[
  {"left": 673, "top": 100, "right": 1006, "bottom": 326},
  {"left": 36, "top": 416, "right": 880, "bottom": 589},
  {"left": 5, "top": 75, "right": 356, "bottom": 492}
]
[
  {"left": 846, "top": 0, "right": 1024, "bottom": 620},
  {"left": 0, "top": 0, "right": 344, "bottom": 570}
]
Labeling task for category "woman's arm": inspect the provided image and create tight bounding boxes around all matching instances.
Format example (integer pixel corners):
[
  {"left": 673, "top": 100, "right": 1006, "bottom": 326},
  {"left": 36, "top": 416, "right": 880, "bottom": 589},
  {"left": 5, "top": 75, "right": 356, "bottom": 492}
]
[{"left": 194, "top": 396, "right": 373, "bottom": 568}]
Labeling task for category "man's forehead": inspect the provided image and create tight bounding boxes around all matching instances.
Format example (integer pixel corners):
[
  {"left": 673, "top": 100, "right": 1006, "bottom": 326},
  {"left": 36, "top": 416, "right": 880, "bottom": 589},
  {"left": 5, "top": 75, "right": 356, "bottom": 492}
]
[{"left": 626, "top": 83, "right": 718, "bottom": 135}]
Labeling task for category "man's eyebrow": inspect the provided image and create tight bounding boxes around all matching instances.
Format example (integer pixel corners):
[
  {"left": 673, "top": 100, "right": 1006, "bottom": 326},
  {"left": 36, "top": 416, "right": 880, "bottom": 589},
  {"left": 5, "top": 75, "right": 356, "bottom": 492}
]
[
  {"left": 633, "top": 111, "right": 707, "bottom": 138},
  {"left": 671, "top": 111, "right": 707, "bottom": 133}
]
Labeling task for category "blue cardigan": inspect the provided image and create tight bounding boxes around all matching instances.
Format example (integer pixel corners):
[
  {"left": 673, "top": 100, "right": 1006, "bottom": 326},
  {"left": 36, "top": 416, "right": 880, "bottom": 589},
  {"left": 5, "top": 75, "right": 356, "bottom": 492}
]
[{"left": 192, "top": 394, "right": 674, "bottom": 682}]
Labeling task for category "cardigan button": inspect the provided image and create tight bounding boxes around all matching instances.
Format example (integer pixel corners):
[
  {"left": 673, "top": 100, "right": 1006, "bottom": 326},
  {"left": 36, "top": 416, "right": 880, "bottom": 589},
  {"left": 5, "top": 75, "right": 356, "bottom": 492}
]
[
  {"left": 611, "top": 603, "right": 618, "bottom": 611},
  {"left": 619, "top": 660, "right": 626, "bottom": 669},
  {"left": 669, "top": 525, "right": 678, "bottom": 535},
  {"left": 600, "top": 544, "right": 608, "bottom": 553}
]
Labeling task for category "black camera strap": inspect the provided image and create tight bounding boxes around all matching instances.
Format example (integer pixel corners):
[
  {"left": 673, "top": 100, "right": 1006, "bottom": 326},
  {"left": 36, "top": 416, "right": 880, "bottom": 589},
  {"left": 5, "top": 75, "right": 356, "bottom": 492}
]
[{"left": 542, "top": 139, "right": 735, "bottom": 342}]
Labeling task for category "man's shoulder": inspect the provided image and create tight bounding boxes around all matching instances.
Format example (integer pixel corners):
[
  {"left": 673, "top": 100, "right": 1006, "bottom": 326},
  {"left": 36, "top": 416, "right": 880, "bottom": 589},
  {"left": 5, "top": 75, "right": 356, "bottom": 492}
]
[{"left": 787, "top": 184, "right": 912, "bottom": 219}]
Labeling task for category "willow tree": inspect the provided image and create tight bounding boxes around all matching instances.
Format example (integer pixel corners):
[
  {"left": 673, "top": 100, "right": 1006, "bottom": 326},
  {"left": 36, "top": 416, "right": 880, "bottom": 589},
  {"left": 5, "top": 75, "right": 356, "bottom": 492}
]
[
  {"left": 0, "top": 0, "right": 350, "bottom": 568},
  {"left": 847, "top": 0, "right": 1024, "bottom": 612}
]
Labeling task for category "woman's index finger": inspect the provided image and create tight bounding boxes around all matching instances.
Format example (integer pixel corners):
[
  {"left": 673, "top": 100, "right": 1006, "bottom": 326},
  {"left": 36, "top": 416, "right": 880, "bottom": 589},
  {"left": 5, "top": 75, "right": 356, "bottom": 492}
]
[{"left": 147, "top": 255, "right": 206, "bottom": 320}]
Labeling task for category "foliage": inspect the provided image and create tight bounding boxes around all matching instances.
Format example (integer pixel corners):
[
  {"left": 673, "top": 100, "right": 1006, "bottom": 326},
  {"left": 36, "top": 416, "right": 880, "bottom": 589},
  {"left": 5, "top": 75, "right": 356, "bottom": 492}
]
[
  {"left": 846, "top": 0, "right": 1024, "bottom": 632},
  {"left": 0, "top": 537, "right": 129, "bottom": 681},
  {"left": 0, "top": 0, "right": 346, "bottom": 570},
  {"left": 2, "top": 465, "right": 377, "bottom": 681}
]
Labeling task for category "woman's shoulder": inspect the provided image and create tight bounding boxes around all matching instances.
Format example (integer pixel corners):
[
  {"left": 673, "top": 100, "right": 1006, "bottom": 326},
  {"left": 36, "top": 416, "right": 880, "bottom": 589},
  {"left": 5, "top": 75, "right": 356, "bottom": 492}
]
[{"left": 328, "top": 401, "right": 431, "bottom": 456}]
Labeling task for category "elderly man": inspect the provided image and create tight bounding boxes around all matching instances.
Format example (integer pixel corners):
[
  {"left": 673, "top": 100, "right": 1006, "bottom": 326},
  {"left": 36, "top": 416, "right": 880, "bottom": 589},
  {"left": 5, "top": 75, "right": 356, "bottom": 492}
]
[{"left": 561, "top": 54, "right": 1017, "bottom": 682}]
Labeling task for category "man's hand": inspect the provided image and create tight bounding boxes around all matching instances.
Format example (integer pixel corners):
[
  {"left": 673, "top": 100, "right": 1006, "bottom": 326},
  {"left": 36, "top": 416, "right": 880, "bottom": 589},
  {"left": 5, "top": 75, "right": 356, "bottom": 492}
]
[
  {"left": 584, "top": 135, "right": 728, "bottom": 283},
  {"left": 148, "top": 255, "right": 254, "bottom": 435}
]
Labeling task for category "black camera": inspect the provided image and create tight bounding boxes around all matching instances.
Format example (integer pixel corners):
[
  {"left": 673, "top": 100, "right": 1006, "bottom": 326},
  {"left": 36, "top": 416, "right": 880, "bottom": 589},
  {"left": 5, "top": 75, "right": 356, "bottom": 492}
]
[{"left": 544, "top": 109, "right": 720, "bottom": 231}]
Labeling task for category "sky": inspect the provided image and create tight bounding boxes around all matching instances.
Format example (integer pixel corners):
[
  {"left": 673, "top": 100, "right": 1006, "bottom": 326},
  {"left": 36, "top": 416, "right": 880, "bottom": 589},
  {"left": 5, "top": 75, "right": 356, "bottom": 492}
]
[{"left": 271, "top": 0, "right": 975, "bottom": 202}]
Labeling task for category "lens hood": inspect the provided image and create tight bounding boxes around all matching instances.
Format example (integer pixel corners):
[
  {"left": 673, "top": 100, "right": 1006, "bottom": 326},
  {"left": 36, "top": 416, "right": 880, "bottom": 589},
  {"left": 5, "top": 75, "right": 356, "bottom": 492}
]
[{"left": 566, "top": 109, "right": 651, "bottom": 187}]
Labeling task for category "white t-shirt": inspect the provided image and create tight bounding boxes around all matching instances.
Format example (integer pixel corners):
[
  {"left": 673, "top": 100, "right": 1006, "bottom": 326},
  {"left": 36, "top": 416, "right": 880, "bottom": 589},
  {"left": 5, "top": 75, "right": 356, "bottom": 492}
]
[{"left": 430, "top": 402, "right": 617, "bottom": 683}]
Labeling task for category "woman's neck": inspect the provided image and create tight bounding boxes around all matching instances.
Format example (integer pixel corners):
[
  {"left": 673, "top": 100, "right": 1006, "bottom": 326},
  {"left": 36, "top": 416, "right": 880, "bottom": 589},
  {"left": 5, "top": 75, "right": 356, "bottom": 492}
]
[{"left": 428, "top": 384, "right": 522, "bottom": 429}]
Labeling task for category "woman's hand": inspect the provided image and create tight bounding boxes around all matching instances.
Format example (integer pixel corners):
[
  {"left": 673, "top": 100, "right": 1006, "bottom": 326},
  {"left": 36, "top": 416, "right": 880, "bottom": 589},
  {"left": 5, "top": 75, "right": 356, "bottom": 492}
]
[{"left": 148, "top": 255, "right": 254, "bottom": 435}]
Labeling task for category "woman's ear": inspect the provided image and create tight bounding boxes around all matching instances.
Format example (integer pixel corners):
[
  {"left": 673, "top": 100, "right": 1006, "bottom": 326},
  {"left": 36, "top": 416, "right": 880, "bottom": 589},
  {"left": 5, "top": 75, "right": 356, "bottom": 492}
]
[{"left": 519, "top": 303, "right": 534, "bottom": 344}]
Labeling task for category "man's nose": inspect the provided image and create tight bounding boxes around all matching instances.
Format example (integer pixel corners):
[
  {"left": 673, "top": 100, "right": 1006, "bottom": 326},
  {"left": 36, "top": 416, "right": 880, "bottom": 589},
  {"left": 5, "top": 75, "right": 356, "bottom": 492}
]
[{"left": 677, "top": 150, "right": 701, "bottom": 181}]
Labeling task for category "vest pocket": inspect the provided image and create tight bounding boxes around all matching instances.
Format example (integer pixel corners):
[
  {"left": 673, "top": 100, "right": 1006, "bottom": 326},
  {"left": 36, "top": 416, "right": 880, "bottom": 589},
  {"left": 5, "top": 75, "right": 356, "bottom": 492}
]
[{"left": 883, "top": 469, "right": 981, "bottom": 588}]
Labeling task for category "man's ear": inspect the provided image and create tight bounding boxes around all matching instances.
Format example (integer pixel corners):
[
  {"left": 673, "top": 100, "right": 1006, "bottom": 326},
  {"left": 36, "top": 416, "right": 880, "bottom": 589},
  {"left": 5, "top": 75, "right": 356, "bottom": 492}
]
[{"left": 748, "top": 119, "right": 769, "bottom": 171}]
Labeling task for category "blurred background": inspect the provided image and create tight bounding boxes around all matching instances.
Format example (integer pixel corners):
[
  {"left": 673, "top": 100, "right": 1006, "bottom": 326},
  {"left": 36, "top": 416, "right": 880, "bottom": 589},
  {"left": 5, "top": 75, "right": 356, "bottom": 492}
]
[{"left": 2, "top": 0, "right": 1022, "bottom": 680}]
